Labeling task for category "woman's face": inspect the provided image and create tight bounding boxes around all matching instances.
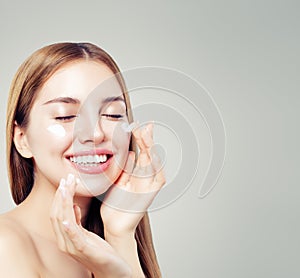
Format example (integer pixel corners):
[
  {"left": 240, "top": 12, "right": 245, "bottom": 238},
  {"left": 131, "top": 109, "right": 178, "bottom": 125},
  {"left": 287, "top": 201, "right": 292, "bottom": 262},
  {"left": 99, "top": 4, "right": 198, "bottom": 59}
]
[{"left": 24, "top": 60, "right": 131, "bottom": 196}]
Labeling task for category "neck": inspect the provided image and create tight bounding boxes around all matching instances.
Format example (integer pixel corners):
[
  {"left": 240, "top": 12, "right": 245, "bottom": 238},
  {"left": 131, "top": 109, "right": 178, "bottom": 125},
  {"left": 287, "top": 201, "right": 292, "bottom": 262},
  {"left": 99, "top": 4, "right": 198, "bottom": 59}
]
[{"left": 17, "top": 176, "right": 93, "bottom": 242}]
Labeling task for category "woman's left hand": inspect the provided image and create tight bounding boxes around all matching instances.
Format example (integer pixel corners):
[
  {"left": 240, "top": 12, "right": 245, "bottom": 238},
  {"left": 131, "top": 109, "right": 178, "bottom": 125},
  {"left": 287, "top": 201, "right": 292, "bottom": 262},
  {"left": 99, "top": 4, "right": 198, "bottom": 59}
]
[{"left": 100, "top": 122, "right": 166, "bottom": 239}]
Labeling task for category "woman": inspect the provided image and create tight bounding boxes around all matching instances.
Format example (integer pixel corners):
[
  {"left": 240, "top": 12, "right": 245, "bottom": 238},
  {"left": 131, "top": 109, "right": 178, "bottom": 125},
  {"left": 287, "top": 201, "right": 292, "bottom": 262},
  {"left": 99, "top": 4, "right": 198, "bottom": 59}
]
[{"left": 0, "top": 42, "right": 165, "bottom": 277}]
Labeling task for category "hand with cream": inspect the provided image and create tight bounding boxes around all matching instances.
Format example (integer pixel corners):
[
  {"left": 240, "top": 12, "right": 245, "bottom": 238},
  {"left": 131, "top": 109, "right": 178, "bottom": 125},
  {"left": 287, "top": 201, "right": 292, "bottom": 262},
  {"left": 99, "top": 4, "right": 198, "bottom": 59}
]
[
  {"left": 100, "top": 122, "right": 165, "bottom": 265},
  {"left": 100, "top": 123, "right": 165, "bottom": 277}
]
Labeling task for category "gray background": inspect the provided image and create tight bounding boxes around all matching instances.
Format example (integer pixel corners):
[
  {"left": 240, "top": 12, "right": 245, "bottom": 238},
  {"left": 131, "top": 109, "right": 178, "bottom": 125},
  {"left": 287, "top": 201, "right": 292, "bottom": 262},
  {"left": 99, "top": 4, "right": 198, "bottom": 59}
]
[{"left": 0, "top": 0, "right": 299, "bottom": 277}]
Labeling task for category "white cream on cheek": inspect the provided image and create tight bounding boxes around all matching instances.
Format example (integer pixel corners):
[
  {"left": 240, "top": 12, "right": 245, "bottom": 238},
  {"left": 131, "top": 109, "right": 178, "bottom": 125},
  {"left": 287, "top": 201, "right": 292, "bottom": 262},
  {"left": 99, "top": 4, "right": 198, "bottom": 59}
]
[{"left": 47, "top": 124, "right": 66, "bottom": 137}]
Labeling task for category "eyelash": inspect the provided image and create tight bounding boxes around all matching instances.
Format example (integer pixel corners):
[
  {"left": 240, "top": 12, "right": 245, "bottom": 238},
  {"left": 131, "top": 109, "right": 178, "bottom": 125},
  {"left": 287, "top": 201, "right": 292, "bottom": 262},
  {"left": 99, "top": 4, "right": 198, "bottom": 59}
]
[
  {"left": 101, "top": 114, "right": 124, "bottom": 120},
  {"left": 55, "top": 114, "right": 124, "bottom": 122},
  {"left": 55, "top": 115, "right": 77, "bottom": 122}
]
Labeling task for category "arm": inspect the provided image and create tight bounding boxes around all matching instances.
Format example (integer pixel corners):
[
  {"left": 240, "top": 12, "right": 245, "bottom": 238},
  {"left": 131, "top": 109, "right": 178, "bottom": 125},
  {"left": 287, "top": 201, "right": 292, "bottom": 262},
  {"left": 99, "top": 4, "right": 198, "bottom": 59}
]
[{"left": 104, "top": 232, "right": 144, "bottom": 278}]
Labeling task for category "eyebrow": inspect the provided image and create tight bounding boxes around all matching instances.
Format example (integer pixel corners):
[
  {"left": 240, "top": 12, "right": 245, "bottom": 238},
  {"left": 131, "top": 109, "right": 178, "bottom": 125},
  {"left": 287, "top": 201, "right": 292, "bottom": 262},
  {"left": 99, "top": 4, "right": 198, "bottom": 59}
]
[
  {"left": 42, "top": 96, "right": 125, "bottom": 105},
  {"left": 42, "top": 97, "right": 80, "bottom": 105},
  {"left": 102, "top": 96, "right": 125, "bottom": 104}
]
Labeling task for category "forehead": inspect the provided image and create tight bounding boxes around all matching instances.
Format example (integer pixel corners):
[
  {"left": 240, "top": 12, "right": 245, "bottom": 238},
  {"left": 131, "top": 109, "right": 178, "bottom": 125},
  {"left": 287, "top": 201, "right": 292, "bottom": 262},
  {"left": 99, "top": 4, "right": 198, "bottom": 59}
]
[{"left": 35, "top": 60, "right": 124, "bottom": 105}]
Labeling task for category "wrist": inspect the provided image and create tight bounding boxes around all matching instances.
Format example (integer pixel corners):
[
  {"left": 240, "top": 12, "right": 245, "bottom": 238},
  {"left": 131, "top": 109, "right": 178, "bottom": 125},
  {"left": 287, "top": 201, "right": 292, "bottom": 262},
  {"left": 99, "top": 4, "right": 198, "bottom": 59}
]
[
  {"left": 92, "top": 254, "right": 132, "bottom": 278},
  {"left": 93, "top": 268, "right": 132, "bottom": 278},
  {"left": 104, "top": 233, "right": 145, "bottom": 278},
  {"left": 105, "top": 231, "right": 136, "bottom": 250}
]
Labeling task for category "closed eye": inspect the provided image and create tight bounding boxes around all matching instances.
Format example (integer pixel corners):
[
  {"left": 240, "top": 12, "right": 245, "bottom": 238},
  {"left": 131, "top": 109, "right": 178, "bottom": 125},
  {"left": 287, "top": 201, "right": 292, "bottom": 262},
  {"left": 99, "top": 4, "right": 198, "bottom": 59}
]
[
  {"left": 101, "top": 114, "right": 124, "bottom": 120},
  {"left": 55, "top": 115, "right": 78, "bottom": 122}
]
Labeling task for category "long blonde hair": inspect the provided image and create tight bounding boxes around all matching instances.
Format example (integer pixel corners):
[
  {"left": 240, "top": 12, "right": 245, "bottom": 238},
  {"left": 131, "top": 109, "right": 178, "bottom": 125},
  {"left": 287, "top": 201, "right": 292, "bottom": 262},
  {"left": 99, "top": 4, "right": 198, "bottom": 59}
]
[{"left": 6, "top": 42, "right": 161, "bottom": 278}]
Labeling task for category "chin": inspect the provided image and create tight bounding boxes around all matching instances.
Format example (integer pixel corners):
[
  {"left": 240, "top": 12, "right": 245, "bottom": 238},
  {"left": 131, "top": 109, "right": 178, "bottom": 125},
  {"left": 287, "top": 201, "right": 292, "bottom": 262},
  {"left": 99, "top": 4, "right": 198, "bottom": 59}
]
[{"left": 75, "top": 172, "right": 115, "bottom": 197}]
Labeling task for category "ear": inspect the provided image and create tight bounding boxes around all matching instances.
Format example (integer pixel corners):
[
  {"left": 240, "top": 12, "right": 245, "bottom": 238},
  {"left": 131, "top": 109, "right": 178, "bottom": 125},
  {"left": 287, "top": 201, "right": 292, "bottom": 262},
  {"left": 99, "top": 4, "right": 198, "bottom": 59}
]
[{"left": 13, "top": 122, "right": 33, "bottom": 159}]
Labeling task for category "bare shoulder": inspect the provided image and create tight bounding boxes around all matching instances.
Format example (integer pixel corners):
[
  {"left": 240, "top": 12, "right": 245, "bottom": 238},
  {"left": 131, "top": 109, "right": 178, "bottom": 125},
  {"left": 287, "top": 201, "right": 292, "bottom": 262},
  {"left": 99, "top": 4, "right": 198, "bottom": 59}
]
[
  {"left": 0, "top": 214, "right": 39, "bottom": 277},
  {"left": 0, "top": 213, "right": 30, "bottom": 247}
]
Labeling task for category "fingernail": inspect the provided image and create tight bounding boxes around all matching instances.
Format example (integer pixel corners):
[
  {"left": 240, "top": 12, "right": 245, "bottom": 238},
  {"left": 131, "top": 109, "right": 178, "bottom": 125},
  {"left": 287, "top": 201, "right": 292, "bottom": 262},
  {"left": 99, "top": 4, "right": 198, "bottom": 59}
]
[
  {"left": 62, "top": 220, "right": 70, "bottom": 230},
  {"left": 60, "top": 178, "right": 66, "bottom": 187},
  {"left": 66, "top": 174, "right": 74, "bottom": 185},
  {"left": 76, "top": 178, "right": 81, "bottom": 185}
]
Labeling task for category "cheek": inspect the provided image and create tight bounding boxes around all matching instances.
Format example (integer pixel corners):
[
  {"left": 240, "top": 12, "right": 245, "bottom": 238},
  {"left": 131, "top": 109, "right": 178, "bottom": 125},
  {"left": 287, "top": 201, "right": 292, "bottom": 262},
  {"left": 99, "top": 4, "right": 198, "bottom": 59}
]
[
  {"left": 100, "top": 118, "right": 129, "bottom": 142},
  {"left": 102, "top": 121, "right": 131, "bottom": 166},
  {"left": 45, "top": 123, "right": 74, "bottom": 149},
  {"left": 28, "top": 122, "right": 73, "bottom": 155},
  {"left": 103, "top": 121, "right": 131, "bottom": 148},
  {"left": 114, "top": 124, "right": 131, "bottom": 169}
]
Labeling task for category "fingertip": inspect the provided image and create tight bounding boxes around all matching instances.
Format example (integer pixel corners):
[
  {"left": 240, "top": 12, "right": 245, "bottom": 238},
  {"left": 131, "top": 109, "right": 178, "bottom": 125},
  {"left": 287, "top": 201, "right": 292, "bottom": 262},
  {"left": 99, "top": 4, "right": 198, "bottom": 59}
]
[
  {"left": 65, "top": 173, "right": 77, "bottom": 195},
  {"left": 73, "top": 204, "right": 80, "bottom": 211},
  {"left": 141, "top": 126, "right": 154, "bottom": 148},
  {"left": 59, "top": 178, "right": 66, "bottom": 188},
  {"left": 128, "top": 150, "right": 136, "bottom": 161},
  {"left": 148, "top": 121, "right": 154, "bottom": 131},
  {"left": 67, "top": 173, "right": 75, "bottom": 185},
  {"left": 59, "top": 178, "right": 66, "bottom": 198}
]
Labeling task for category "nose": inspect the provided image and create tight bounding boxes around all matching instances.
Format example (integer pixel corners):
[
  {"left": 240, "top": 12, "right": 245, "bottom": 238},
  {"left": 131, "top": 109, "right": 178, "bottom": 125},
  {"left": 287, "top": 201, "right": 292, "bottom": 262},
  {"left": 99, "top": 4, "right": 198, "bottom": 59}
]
[{"left": 75, "top": 113, "right": 105, "bottom": 145}]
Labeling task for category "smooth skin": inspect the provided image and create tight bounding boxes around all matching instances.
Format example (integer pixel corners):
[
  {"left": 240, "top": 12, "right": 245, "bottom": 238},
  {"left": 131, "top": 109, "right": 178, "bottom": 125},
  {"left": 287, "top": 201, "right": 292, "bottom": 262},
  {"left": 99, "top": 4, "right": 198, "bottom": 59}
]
[
  {"left": 50, "top": 123, "right": 165, "bottom": 278},
  {"left": 0, "top": 61, "right": 165, "bottom": 277},
  {"left": 0, "top": 122, "right": 164, "bottom": 278}
]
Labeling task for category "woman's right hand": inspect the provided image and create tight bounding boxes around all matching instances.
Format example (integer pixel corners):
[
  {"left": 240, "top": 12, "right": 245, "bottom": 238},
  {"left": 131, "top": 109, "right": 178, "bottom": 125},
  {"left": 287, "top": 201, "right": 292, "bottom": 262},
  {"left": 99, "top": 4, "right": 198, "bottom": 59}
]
[{"left": 50, "top": 174, "right": 132, "bottom": 278}]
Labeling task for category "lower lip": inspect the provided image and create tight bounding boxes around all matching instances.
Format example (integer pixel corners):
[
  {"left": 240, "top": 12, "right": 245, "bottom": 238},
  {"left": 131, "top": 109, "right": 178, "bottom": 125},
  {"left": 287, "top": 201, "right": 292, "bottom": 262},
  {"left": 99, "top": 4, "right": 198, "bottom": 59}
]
[{"left": 68, "top": 156, "right": 112, "bottom": 174}]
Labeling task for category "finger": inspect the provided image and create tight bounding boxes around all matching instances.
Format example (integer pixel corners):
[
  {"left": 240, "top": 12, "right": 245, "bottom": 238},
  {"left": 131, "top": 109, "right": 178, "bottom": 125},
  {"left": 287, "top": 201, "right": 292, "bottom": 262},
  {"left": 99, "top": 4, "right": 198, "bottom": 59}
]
[
  {"left": 61, "top": 174, "right": 77, "bottom": 224},
  {"left": 135, "top": 134, "right": 151, "bottom": 168},
  {"left": 150, "top": 146, "right": 164, "bottom": 173},
  {"left": 50, "top": 178, "right": 68, "bottom": 251},
  {"left": 60, "top": 220, "right": 87, "bottom": 255},
  {"left": 152, "top": 153, "right": 166, "bottom": 189},
  {"left": 134, "top": 123, "right": 154, "bottom": 153},
  {"left": 132, "top": 124, "right": 157, "bottom": 181},
  {"left": 73, "top": 204, "right": 82, "bottom": 226},
  {"left": 132, "top": 122, "right": 146, "bottom": 150},
  {"left": 115, "top": 151, "right": 136, "bottom": 186},
  {"left": 141, "top": 122, "right": 154, "bottom": 150},
  {"left": 136, "top": 123, "right": 156, "bottom": 177},
  {"left": 135, "top": 149, "right": 150, "bottom": 169},
  {"left": 57, "top": 174, "right": 80, "bottom": 253}
]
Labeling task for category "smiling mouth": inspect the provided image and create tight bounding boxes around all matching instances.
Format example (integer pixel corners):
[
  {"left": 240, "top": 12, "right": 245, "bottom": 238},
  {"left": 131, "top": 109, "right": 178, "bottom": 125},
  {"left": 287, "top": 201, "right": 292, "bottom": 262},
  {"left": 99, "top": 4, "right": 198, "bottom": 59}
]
[
  {"left": 66, "top": 149, "right": 114, "bottom": 174},
  {"left": 69, "top": 154, "right": 113, "bottom": 166}
]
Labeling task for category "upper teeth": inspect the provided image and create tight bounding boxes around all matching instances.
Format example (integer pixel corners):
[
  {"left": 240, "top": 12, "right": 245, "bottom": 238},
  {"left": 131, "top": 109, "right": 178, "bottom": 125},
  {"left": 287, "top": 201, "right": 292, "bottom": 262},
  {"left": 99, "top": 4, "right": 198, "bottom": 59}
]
[{"left": 70, "top": 154, "right": 108, "bottom": 164}]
